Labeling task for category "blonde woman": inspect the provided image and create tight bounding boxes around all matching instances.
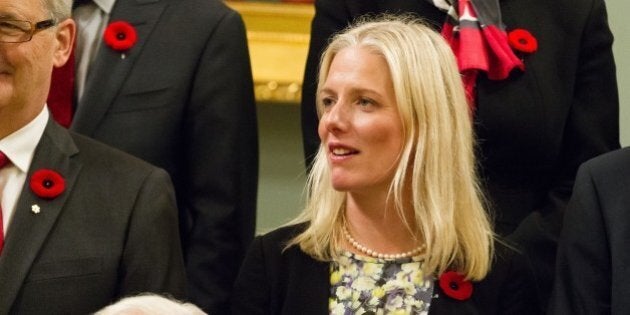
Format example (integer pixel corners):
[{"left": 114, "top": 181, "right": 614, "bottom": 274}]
[{"left": 233, "top": 17, "right": 537, "bottom": 314}]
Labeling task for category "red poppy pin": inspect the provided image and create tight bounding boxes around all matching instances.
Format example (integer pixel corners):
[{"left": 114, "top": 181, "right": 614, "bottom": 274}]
[
  {"left": 30, "top": 169, "right": 65, "bottom": 199},
  {"left": 508, "top": 29, "right": 538, "bottom": 54},
  {"left": 438, "top": 271, "right": 473, "bottom": 301},
  {"left": 104, "top": 21, "right": 137, "bottom": 57}
]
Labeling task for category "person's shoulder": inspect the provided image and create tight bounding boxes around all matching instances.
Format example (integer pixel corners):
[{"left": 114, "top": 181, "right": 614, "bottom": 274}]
[
  {"left": 172, "top": 0, "right": 239, "bottom": 19},
  {"left": 69, "top": 131, "right": 162, "bottom": 177},
  {"left": 257, "top": 223, "right": 308, "bottom": 246},
  {"left": 581, "top": 147, "right": 630, "bottom": 174},
  {"left": 571, "top": 148, "right": 630, "bottom": 197},
  {"left": 166, "top": 0, "right": 243, "bottom": 37},
  {"left": 251, "top": 223, "right": 324, "bottom": 274},
  {"left": 251, "top": 223, "right": 312, "bottom": 260}
]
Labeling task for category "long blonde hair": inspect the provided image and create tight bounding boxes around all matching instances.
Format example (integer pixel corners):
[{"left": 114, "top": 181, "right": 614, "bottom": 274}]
[{"left": 289, "top": 16, "right": 494, "bottom": 280}]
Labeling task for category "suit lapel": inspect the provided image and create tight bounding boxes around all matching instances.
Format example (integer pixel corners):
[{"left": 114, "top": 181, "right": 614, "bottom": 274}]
[
  {"left": 71, "top": 0, "right": 167, "bottom": 135},
  {"left": 0, "top": 120, "right": 81, "bottom": 313}
]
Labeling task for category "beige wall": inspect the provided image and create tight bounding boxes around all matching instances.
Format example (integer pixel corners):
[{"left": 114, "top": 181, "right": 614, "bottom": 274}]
[
  {"left": 609, "top": 0, "right": 630, "bottom": 145},
  {"left": 256, "top": 103, "right": 306, "bottom": 234}
]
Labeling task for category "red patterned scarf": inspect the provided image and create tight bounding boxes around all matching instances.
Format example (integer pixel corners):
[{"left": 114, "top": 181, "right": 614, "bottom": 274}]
[{"left": 427, "top": 0, "right": 523, "bottom": 110}]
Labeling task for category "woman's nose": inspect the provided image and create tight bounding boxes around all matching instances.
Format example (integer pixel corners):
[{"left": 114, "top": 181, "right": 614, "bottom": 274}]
[{"left": 322, "top": 101, "right": 350, "bottom": 133}]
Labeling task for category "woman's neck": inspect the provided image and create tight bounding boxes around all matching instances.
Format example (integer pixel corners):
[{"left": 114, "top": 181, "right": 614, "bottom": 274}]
[{"left": 343, "top": 192, "right": 421, "bottom": 255}]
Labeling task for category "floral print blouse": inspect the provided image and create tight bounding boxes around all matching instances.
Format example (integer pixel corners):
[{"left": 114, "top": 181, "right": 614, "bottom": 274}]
[{"left": 329, "top": 251, "right": 434, "bottom": 314}]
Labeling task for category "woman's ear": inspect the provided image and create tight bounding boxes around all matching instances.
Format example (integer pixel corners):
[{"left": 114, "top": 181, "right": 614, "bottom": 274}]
[{"left": 52, "top": 18, "right": 76, "bottom": 68}]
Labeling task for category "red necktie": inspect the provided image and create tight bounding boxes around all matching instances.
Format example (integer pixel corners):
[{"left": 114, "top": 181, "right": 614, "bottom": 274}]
[
  {"left": 0, "top": 151, "right": 9, "bottom": 254},
  {"left": 47, "top": 42, "right": 76, "bottom": 128}
]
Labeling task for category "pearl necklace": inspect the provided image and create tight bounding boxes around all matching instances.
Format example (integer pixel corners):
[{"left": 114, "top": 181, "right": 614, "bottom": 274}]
[{"left": 342, "top": 225, "right": 425, "bottom": 260}]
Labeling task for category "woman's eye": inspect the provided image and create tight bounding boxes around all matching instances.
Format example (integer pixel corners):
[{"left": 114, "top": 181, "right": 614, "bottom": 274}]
[
  {"left": 321, "top": 97, "right": 335, "bottom": 107},
  {"left": 358, "top": 98, "right": 373, "bottom": 107}
]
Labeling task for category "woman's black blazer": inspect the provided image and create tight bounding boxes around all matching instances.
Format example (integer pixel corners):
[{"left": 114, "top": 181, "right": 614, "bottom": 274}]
[{"left": 232, "top": 224, "right": 540, "bottom": 314}]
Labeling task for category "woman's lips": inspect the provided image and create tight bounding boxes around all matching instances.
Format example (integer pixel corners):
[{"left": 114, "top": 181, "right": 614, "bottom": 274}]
[{"left": 328, "top": 143, "right": 359, "bottom": 161}]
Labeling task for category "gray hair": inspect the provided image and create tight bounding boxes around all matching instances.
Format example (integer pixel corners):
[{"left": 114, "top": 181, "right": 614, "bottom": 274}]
[
  {"left": 41, "top": 0, "right": 72, "bottom": 21},
  {"left": 94, "top": 294, "right": 207, "bottom": 315}
]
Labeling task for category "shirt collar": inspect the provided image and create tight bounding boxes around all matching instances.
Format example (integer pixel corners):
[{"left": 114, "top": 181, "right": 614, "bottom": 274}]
[
  {"left": 92, "top": 0, "right": 115, "bottom": 14},
  {"left": 0, "top": 106, "right": 49, "bottom": 173}
]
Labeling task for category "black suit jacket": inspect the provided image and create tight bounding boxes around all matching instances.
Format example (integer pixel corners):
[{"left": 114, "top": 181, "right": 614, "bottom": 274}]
[
  {"left": 300, "top": 0, "right": 619, "bottom": 307},
  {"left": 0, "top": 118, "right": 186, "bottom": 314},
  {"left": 550, "top": 147, "right": 630, "bottom": 315},
  {"left": 232, "top": 224, "right": 540, "bottom": 314},
  {"left": 68, "top": 0, "right": 259, "bottom": 311}
]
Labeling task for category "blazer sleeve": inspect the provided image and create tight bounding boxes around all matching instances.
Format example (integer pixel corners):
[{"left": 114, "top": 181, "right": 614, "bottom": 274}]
[
  {"left": 546, "top": 0, "right": 618, "bottom": 228},
  {"left": 549, "top": 161, "right": 611, "bottom": 315},
  {"left": 506, "top": 0, "right": 618, "bottom": 307},
  {"left": 496, "top": 247, "right": 542, "bottom": 315},
  {"left": 231, "top": 236, "right": 270, "bottom": 315},
  {"left": 119, "top": 168, "right": 187, "bottom": 298},
  {"left": 556, "top": 0, "right": 619, "bottom": 177},
  {"left": 231, "top": 224, "right": 331, "bottom": 315},
  {"left": 468, "top": 243, "right": 542, "bottom": 315},
  {"left": 183, "top": 7, "right": 259, "bottom": 312}
]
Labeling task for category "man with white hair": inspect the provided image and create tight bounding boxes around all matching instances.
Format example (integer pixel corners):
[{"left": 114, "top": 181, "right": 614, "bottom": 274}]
[
  {"left": 0, "top": 0, "right": 186, "bottom": 313},
  {"left": 96, "top": 295, "right": 206, "bottom": 315}
]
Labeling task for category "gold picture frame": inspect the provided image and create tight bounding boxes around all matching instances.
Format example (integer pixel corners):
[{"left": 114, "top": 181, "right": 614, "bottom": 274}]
[{"left": 226, "top": 1, "right": 314, "bottom": 104}]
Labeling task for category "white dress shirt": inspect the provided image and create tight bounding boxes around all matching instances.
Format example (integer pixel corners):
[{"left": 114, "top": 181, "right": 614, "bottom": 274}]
[
  {"left": 0, "top": 106, "right": 49, "bottom": 235},
  {"left": 74, "top": 0, "right": 116, "bottom": 101}
]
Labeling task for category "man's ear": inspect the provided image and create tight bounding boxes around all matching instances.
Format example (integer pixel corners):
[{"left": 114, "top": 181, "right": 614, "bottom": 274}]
[{"left": 52, "top": 18, "right": 76, "bottom": 68}]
